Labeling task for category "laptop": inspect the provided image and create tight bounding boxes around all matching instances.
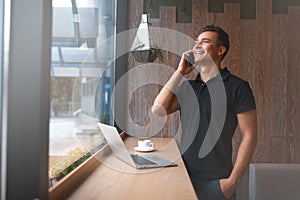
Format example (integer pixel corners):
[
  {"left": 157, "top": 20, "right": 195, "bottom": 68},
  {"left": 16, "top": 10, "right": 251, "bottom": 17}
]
[{"left": 98, "top": 123, "right": 177, "bottom": 169}]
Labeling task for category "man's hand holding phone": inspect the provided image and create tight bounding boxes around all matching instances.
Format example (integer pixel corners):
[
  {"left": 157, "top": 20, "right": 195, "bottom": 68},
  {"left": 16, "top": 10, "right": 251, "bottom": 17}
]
[{"left": 177, "top": 50, "right": 195, "bottom": 75}]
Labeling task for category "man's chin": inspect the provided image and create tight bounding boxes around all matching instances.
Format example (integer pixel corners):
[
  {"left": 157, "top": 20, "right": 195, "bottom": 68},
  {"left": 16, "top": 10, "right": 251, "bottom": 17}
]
[
  {"left": 194, "top": 57, "right": 206, "bottom": 65},
  {"left": 194, "top": 54, "right": 208, "bottom": 62}
]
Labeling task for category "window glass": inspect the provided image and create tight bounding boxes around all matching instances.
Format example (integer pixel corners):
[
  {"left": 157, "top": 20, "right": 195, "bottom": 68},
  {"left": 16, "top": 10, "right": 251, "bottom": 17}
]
[{"left": 49, "top": 0, "right": 116, "bottom": 187}]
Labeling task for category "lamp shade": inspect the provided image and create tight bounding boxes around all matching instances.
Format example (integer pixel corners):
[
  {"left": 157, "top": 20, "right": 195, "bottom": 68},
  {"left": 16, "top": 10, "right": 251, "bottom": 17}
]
[{"left": 130, "top": 13, "right": 158, "bottom": 62}]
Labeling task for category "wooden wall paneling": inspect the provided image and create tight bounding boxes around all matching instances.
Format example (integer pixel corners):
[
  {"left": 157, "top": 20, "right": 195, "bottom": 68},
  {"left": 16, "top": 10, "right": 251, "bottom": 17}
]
[
  {"left": 192, "top": 0, "right": 209, "bottom": 39},
  {"left": 159, "top": 6, "right": 177, "bottom": 68},
  {"left": 126, "top": 48, "right": 149, "bottom": 136},
  {"left": 223, "top": 3, "right": 241, "bottom": 162},
  {"left": 150, "top": 18, "right": 161, "bottom": 27},
  {"left": 206, "top": 12, "right": 225, "bottom": 29},
  {"left": 126, "top": 1, "right": 178, "bottom": 138},
  {"left": 128, "top": 0, "right": 144, "bottom": 29},
  {"left": 193, "top": 1, "right": 226, "bottom": 35},
  {"left": 126, "top": 60, "right": 172, "bottom": 138},
  {"left": 159, "top": 6, "right": 176, "bottom": 28},
  {"left": 255, "top": 0, "right": 273, "bottom": 163},
  {"left": 126, "top": 0, "right": 164, "bottom": 138},
  {"left": 176, "top": 23, "right": 192, "bottom": 37},
  {"left": 126, "top": 0, "right": 142, "bottom": 135},
  {"left": 287, "top": 6, "right": 300, "bottom": 163},
  {"left": 223, "top": 3, "right": 241, "bottom": 75},
  {"left": 175, "top": 22, "right": 193, "bottom": 58},
  {"left": 239, "top": 19, "right": 261, "bottom": 162},
  {"left": 158, "top": 6, "right": 181, "bottom": 138},
  {"left": 205, "top": 0, "right": 226, "bottom": 28},
  {"left": 270, "top": 14, "right": 289, "bottom": 163},
  {"left": 175, "top": 22, "right": 193, "bottom": 56}
]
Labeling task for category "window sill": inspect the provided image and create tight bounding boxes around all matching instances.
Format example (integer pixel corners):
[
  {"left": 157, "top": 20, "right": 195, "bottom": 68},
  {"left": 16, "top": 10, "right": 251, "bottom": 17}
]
[{"left": 48, "top": 132, "right": 128, "bottom": 200}]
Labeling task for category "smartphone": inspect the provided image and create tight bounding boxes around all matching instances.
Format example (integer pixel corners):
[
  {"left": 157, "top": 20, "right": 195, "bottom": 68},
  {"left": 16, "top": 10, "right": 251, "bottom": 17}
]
[{"left": 186, "top": 52, "right": 195, "bottom": 66}]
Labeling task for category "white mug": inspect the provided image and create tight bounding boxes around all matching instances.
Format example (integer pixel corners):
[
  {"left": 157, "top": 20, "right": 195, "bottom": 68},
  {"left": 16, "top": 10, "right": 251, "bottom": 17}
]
[{"left": 138, "top": 139, "right": 153, "bottom": 148}]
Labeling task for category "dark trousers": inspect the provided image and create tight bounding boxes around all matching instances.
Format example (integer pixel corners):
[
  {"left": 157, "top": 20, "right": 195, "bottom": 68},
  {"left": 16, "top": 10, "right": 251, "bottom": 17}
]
[{"left": 191, "top": 179, "right": 236, "bottom": 200}]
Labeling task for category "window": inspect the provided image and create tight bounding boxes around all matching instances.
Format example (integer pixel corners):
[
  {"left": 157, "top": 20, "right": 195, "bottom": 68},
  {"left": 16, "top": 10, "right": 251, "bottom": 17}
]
[{"left": 49, "top": 0, "right": 116, "bottom": 187}]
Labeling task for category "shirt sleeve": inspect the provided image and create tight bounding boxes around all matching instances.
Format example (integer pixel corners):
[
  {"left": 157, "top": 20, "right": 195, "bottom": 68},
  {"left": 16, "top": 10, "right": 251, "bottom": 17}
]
[{"left": 235, "top": 81, "right": 256, "bottom": 114}]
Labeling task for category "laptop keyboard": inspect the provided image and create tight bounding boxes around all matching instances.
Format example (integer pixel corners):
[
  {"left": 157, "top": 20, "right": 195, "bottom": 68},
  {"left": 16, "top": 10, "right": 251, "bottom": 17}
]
[{"left": 130, "top": 154, "right": 157, "bottom": 165}]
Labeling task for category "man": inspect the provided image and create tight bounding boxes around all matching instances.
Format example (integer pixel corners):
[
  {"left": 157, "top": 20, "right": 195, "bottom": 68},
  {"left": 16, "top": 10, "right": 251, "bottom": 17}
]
[{"left": 152, "top": 25, "right": 257, "bottom": 200}]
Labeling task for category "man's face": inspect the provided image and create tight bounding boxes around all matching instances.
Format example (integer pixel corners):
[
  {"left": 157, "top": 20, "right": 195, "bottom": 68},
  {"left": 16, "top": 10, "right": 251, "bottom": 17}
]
[{"left": 193, "top": 31, "right": 222, "bottom": 64}]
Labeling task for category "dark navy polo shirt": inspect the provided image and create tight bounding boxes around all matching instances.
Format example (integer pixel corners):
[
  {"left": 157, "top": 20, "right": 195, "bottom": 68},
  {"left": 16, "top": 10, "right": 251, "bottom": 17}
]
[{"left": 175, "top": 67, "right": 256, "bottom": 181}]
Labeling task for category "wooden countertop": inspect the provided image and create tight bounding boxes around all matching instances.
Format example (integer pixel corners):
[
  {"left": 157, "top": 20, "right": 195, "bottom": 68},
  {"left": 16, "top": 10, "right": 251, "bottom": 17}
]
[{"left": 66, "top": 137, "right": 197, "bottom": 200}]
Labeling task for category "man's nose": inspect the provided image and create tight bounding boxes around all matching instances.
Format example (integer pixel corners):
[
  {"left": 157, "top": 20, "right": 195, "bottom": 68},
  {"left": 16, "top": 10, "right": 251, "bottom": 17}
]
[
  {"left": 194, "top": 44, "right": 202, "bottom": 49},
  {"left": 194, "top": 40, "right": 202, "bottom": 47},
  {"left": 194, "top": 42, "right": 199, "bottom": 48}
]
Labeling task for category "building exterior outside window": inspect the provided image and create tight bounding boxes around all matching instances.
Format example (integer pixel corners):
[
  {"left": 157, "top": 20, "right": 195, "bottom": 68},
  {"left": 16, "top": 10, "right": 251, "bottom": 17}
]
[{"left": 49, "top": 0, "right": 116, "bottom": 187}]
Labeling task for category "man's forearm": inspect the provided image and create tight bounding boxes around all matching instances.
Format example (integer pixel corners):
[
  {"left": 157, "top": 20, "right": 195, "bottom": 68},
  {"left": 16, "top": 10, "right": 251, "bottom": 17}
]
[
  {"left": 220, "top": 133, "right": 257, "bottom": 199},
  {"left": 152, "top": 70, "right": 183, "bottom": 116},
  {"left": 229, "top": 133, "right": 257, "bottom": 185},
  {"left": 229, "top": 109, "right": 258, "bottom": 185}
]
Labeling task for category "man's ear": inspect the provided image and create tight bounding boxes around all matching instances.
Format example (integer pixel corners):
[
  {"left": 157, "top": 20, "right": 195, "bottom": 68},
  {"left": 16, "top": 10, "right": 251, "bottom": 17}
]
[{"left": 218, "top": 46, "right": 226, "bottom": 56}]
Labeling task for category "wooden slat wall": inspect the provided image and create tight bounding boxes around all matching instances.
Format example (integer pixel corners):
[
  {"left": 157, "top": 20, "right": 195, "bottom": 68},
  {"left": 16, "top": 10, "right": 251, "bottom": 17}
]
[
  {"left": 287, "top": 7, "right": 300, "bottom": 163},
  {"left": 271, "top": 14, "right": 289, "bottom": 162},
  {"left": 127, "top": 0, "right": 300, "bottom": 164}
]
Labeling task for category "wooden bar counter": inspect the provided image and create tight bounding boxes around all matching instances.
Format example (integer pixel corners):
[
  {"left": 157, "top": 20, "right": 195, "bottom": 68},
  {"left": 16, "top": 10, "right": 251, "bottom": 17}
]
[{"left": 63, "top": 137, "right": 197, "bottom": 200}]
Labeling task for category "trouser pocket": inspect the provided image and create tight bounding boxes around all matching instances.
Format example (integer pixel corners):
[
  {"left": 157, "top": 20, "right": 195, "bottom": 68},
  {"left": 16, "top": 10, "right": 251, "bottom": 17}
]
[{"left": 216, "top": 180, "right": 229, "bottom": 200}]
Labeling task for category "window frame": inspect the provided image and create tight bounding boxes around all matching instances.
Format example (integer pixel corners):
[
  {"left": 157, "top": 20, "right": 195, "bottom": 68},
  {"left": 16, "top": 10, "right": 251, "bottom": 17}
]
[
  {"left": 1, "top": 0, "right": 51, "bottom": 199},
  {"left": 1, "top": 0, "right": 128, "bottom": 199},
  {"left": 0, "top": 0, "right": 4, "bottom": 198},
  {"left": 48, "top": 0, "right": 126, "bottom": 188}
]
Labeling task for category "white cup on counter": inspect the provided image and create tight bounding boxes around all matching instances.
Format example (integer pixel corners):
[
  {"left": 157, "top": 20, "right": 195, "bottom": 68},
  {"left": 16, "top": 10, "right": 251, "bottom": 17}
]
[{"left": 138, "top": 139, "right": 153, "bottom": 149}]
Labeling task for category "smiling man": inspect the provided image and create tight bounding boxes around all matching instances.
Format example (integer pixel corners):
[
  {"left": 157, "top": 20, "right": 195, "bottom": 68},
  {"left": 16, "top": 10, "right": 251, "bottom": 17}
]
[{"left": 152, "top": 25, "right": 257, "bottom": 200}]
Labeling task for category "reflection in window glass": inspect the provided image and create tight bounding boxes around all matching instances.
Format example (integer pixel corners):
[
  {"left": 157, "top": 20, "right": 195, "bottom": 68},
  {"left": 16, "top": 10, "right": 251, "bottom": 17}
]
[{"left": 49, "top": 0, "right": 116, "bottom": 187}]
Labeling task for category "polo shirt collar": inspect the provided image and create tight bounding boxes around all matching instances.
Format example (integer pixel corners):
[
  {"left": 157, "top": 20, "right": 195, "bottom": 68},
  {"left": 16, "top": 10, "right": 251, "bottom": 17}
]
[{"left": 195, "top": 67, "right": 230, "bottom": 82}]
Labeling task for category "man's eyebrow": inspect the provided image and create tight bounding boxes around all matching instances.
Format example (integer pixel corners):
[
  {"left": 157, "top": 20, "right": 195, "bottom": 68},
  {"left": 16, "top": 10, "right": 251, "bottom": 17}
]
[
  {"left": 202, "top": 38, "right": 211, "bottom": 41},
  {"left": 196, "top": 37, "right": 211, "bottom": 42}
]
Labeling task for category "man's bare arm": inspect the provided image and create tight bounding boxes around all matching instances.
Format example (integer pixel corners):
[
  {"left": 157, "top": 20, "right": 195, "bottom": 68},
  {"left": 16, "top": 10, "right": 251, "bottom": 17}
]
[
  {"left": 151, "top": 71, "right": 182, "bottom": 116},
  {"left": 152, "top": 51, "right": 195, "bottom": 116},
  {"left": 220, "top": 109, "right": 258, "bottom": 198}
]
